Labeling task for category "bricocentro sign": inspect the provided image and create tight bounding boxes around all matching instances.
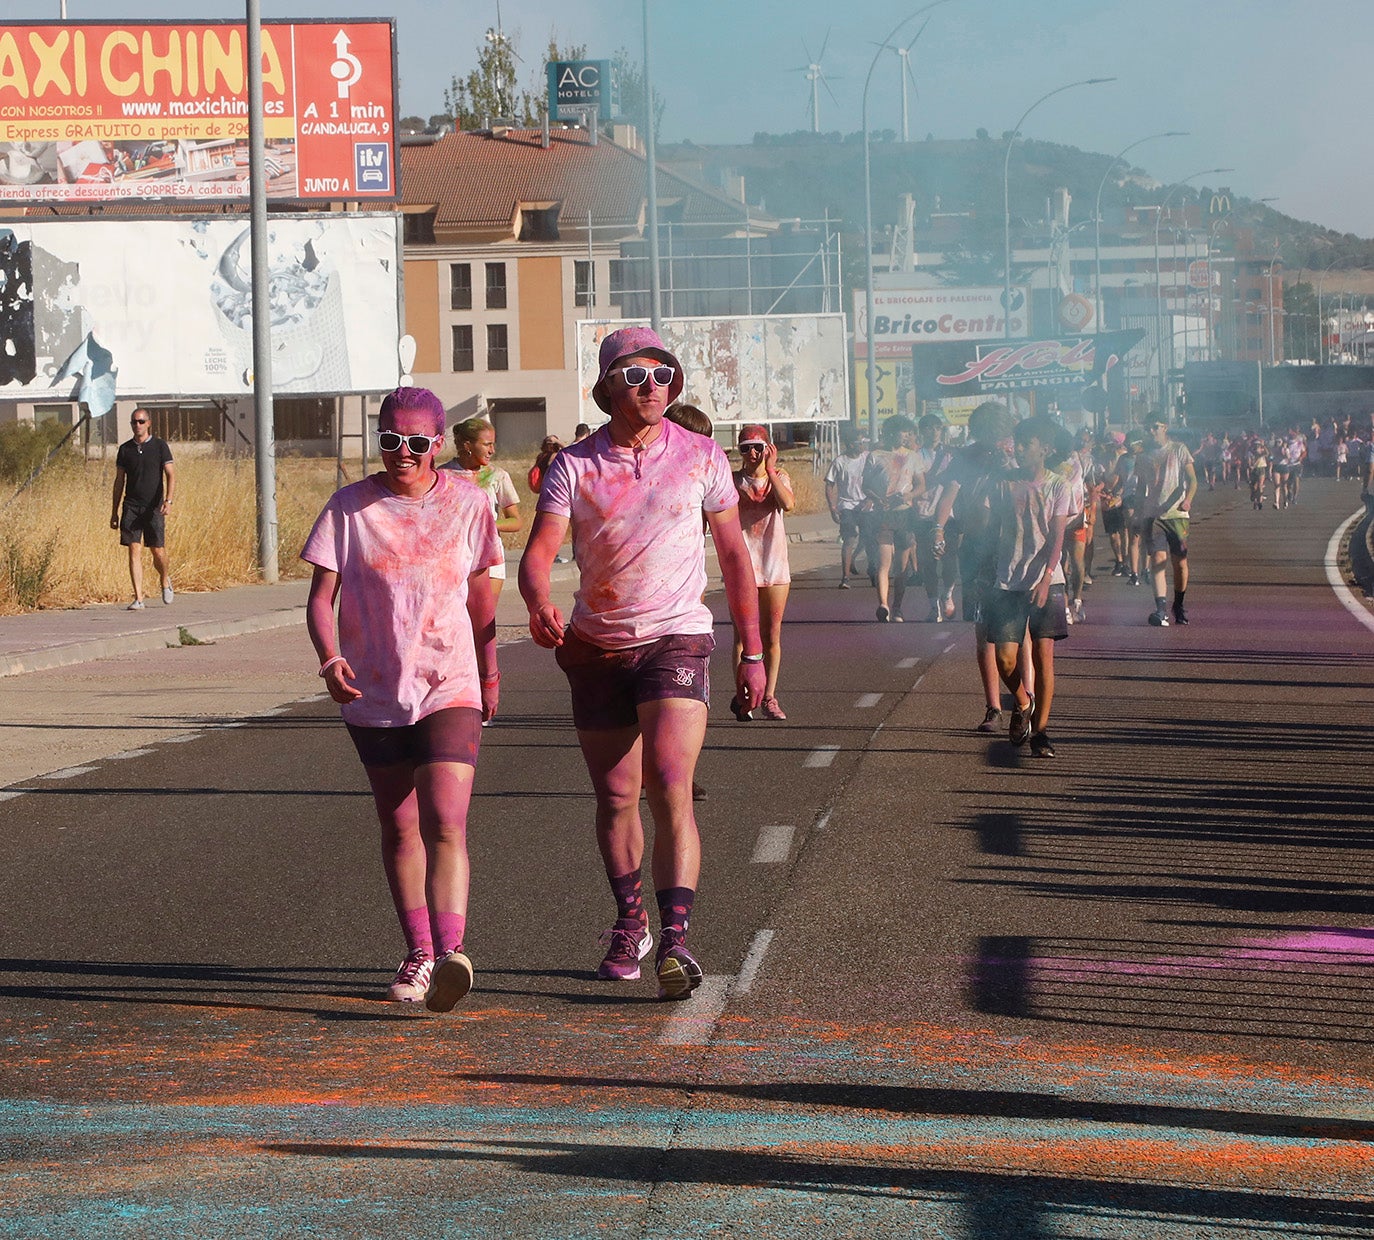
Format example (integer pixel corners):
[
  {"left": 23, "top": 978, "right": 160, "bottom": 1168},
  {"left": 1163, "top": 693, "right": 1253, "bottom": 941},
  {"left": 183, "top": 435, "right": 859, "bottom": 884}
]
[{"left": 853, "top": 285, "right": 1029, "bottom": 358}]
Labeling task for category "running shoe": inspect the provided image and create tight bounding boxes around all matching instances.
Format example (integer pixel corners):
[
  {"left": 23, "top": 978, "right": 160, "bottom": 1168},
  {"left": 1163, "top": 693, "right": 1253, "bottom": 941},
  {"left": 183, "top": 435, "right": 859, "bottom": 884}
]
[
  {"left": 126, "top": 599, "right": 145, "bottom": 610},
  {"left": 1070, "top": 598, "right": 1086, "bottom": 624},
  {"left": 1172, "top": 604, "right": 1189, "bottom": 626},
  {"left": 1112, "top": 563, "right": 1127, "bottom": 577},
  {"left": 1009, "top": 694, "right": 1034, "bottom": 745},
  {"left": 838, "top": 578, "right": 851, "bottom": 590},
  {"left": 976, "top": 707, "right": 1004, "bottom": 733},
  {"left": 729, "top": 696, "right": 753, "bottom": 722},
  {"left": 875, "top": 606, "right": 890, "bottom": 622},
  {"left": 1128, "top": 572, "right": 1141, "bottom": 586},
  {"left": 1082, "top": 575, "right": 1094, "bottom": 588},
  {"left": 1029, "top": 730, "right": 1056, "bottom": 759},
  {"left": 758, "top": 695, "right": 787, "bottom": 721},
  {"left": 1147, "top": 608, "right": 1170, "bottom": 627},
  {"left": 942, "top": 589, "right": 957, "bottom": 619},
  {"left": 162, "top": 584, "right": 174, "bottom": 605},
  {"left": 386, "top": 948, "right": 433, "bottom": 1002},
  {"left": 655, "top": 935, "right": 703, "bottom": 1001},
  {"left": 597, "top": 919, "right": 653, "bottom": 981},
  {"left": 692, "top": 781, "right": 708, "bottom": 802},
  {"left": 925, "top": 604, "right": 943, "bottom": 623},
  {"left": 424, "top": 949, "right": 474, "bottom": 1012}
]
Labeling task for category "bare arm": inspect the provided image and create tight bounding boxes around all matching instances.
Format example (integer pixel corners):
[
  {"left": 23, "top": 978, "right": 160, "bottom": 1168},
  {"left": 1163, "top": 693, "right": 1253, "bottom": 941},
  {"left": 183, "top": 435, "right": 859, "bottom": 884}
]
[
  {"left": 306, "top": 565, "right": 361, "bottom": 703},
  {"left": 707, "top": 506, "right": 767, "bottom": 711},
  {"left": 160, "top": 461, "right": 175, "bottom": 513},
  {"left": 110, "top": 466, "right": 126, "bottom": 529},
  {"left": 519, "top": 510, "right": 570, "bottom": 647},
  {"left": 1033, "top": 513, "right": 1068, "bottom": 609},
  {"left": 765, "top": 449, "right": 795, "bottom": 513},
  {"left": 495, "top": 500, "right": 522, "bottom": 534},
  {"left": 466, "top": 567, "right": 500, "bottom": 720}
]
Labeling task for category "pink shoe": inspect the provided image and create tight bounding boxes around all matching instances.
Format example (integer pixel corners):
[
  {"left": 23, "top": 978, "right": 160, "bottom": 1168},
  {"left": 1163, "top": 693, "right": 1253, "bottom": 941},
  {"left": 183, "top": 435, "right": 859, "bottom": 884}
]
[{"left": 758, "top": 695, "right": 787, "bottom": 721}]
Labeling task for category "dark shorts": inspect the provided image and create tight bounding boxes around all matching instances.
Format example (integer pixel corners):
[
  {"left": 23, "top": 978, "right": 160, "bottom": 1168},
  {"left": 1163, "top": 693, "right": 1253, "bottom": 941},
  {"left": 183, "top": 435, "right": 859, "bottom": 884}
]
[
  {"left": 958, "top": 535, "right": 996, "bottom": 623},
  {"left": 346, "top": 706, "right": 483, "bottom": 769},
  {"left": 1102, "top": 505, "right": 1125, "bottom": 535},
  {"left": 119, "top": 503, "right": 165, "bottom": 548},
  {"left": 1143, "top": 516, "right": 1188, "bottom": 558},
  {"left": 863, "top": 507, "right": 913, "bottom": 549},
  {"left": 838, "top": 511, "right": 861, "bottom": 540},
  {"left": 555, "top": 629, "right": 714, "bottom": 731},
  {"left": 984, "top": 584, "right": 1069, "bottom": 645}
]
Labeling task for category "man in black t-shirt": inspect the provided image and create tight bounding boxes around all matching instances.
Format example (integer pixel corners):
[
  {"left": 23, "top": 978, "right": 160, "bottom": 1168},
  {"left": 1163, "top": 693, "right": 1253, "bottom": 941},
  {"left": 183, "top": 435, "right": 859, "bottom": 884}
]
[{"left": 110, "top": 408, "right": 175, "bottom": 610}]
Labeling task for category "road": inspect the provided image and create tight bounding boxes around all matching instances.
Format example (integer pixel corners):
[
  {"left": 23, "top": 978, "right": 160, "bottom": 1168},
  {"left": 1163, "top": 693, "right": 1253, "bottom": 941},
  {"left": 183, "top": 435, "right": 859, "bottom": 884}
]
[{"left": 2, "top": 478, "right": 1373, "bottom": 1239}]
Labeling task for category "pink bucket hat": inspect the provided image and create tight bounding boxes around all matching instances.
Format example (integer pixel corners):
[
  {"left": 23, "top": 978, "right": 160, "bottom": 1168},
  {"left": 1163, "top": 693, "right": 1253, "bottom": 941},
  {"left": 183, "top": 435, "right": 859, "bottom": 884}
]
[{"left": 592, "top": 326, "right": 685, "bottom": 413}]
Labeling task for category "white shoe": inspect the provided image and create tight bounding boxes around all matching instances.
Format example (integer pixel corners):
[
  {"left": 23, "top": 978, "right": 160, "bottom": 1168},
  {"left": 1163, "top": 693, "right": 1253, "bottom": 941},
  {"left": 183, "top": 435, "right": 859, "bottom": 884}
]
[
  {"left": 127, "top": 599, "right": 145, "bottom": 611},
  {"left": 162, "top": 584, "right": 174, "bottom": 605},
  {"left": 425, "top": 949, "right": 474, "bottom": 1012},
  {"left": 386, "top": 949, "right": 433, "bottom": 1002}
]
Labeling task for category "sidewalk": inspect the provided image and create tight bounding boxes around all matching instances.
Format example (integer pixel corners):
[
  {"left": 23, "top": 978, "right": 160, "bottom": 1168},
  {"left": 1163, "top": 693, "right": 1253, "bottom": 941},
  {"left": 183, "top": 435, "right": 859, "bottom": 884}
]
[{"left": 0, "top": 513, "right": 840, "bottom": 678}]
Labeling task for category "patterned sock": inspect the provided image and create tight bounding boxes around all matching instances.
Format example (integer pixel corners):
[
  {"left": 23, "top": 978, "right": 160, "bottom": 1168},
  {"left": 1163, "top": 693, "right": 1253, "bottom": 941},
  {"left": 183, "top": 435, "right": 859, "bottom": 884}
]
[
  {"left": 609, "top": 871, "right": 646, "bottom": 924},
  {"left": 656, "top": 886, "right": 695, "bottom": 945},
  {"left": 400, "top": 906, "right": 433, "bottom": 957},
  {"left": 431, "top": 910, "right": 467, "bottom": 957}
]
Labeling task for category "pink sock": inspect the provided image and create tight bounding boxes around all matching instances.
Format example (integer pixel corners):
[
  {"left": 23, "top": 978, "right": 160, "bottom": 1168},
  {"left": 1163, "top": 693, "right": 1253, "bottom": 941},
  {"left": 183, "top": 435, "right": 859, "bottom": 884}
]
[
  {"left": 432, "top": 911, "right": 467, "bottom": 956},
  {"left": 400, "top": 906, "right": 433, "bottom": 956}
]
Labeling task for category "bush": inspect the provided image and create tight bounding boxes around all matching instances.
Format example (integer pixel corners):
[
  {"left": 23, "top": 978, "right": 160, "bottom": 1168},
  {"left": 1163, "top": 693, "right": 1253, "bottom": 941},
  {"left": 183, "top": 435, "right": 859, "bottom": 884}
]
[{"left": 0, "top": 421, "right": 72, "bottom": 484}]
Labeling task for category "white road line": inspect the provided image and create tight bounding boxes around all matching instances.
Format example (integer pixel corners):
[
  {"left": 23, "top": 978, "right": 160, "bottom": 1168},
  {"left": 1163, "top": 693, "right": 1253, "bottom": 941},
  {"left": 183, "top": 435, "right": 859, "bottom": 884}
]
[
  {"left": 107, "top": 749, "right": 154, "bottom": 760},
  {"left": 855, "top": 692, "right": 882, "bottom": 708},
  {"left": 732, "top": 930, "right": 775, "bottom": 995},
  {"left": 1325, "top": 511, "right": 1374, "bottom": 636},
  {"left": 657, "top": 976, "right": 733, "bottom": 1045},
  {"left": 896, "top": 656, "right": 920, "bottom": 669},
  {"left": 0, "top": 791, "right": 25, "bottom": 802},
  {"left": 43, "top": 766, "right": 97, "bottom": 780},
  {"left": 943, "top": 640, "right": 958, "bottom": 654},
  {"left": 160, "top": 735, "right": 198, "bottom": 744},
  {"left": 803, "top": 746, "right": 839, "bottom": 768},
  {"left": 814, "top": 808, "right": 832, "bottom": 832},
  {"left": 751, "top": 824, "right": 795, "bottom": 864}
]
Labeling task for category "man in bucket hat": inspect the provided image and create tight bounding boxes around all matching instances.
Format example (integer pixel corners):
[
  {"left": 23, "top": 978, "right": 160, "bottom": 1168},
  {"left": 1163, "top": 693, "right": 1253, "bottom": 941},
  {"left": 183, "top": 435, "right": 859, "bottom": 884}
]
[{"left": 520, "top": 327, "right": 765, "bottom": 1000}]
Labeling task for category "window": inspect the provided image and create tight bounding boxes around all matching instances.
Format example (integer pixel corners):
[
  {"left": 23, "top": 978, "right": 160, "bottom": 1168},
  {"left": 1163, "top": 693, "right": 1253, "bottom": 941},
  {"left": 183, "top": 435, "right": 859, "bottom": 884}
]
[
  {"left": 403, "top": 210, "right": 435, "bottom": 244},
  {"left": 487, "top": 324, "right": 509, "bottom": 371},
  {"left": 452, "top": 324, "right": 474, "bottom": 372},
  {"left": 485, "top": 262, "right": 507, "bottom": 309},
  {"left": 450, "top": 263, "right": 472, "bottom": 310},
  {"left": 575, "top": 259, "right": 596, "bottom": 308},
  {"left": 519, "top": 205, "right": 560, "bottom": 241}
]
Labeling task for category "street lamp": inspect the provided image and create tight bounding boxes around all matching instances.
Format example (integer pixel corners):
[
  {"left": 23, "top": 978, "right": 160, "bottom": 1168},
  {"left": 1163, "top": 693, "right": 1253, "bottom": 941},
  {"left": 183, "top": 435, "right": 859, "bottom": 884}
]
[
  {"left": 1003, "top": 77, "right": 1116, "bottom": 342},
  {"left": 862, "top": 0, "right": 952, "bottom": 439},
  {"left": 1152, "top": 167, "right": 1231, "bottom": 414},
  {"left": 1265, "top": 247, "right": 1282, "bottom": 366},
  {"left": 1093, "top": 131, "right": 1186, "bottom": 332}
]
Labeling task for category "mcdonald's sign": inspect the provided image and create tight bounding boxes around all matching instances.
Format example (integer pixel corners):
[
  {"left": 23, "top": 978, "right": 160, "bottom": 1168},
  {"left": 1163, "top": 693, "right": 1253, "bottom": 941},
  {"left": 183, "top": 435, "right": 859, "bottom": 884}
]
[{"left": 1208, "top": 192, "right": 1232, "bottom": 217}]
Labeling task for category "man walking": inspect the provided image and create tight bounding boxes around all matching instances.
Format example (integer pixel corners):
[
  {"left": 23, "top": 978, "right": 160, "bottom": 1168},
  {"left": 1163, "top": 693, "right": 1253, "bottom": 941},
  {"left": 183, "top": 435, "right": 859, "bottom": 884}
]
[
  {"left": 519, "top": 328, "right": 765, "bottom": 1001},
  {"left": 1138, "top": 414, "right": 1197, "bottom": 627},
  {"left": 110, "top": 408, "right": 174, "bottom": 610}
]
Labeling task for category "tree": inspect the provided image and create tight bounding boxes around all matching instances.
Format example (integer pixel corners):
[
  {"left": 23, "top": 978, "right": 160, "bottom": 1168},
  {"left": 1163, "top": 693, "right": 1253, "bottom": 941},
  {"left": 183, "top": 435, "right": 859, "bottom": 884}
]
[
  {"left": 612, "top": 48, "right": 666, "bottom": 142},
  {"left": 1283, "top": 280, "right": 1317, "bottom": 363},
  {"left": 443, "top": 28, "right": 587, "bottom": 129}
]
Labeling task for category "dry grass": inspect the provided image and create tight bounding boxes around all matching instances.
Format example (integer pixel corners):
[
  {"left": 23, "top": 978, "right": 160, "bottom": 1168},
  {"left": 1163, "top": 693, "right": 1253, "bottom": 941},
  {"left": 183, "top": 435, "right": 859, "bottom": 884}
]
[{"left": 0, "top": 444, "right": 826, "bottom": 614}]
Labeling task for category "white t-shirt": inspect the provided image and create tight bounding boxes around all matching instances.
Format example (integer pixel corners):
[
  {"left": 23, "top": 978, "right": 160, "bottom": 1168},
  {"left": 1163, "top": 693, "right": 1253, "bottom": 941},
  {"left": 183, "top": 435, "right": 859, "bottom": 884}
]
[
  {"left": 301, "top": 470, "right": 503, "bottom": 727},
  {"left": 537, "top": 420, "right": 738, "bottom": 649},
  {"left": 995, "top": 470, "right": 1071, "bottom": 592},
  {"left": 824, "top": 452, "right": 867, "bottom": 511}
]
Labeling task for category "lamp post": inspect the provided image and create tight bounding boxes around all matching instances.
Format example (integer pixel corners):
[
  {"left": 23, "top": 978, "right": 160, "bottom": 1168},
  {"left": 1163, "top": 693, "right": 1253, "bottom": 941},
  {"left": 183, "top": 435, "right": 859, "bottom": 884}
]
[
  {"left": 1314, "top": 258, "right": 1345, "bottom": 366},
  {"left": 1152, "top": 167, "right": 1231, "bottom": 415},
  {"left": 642, "top": 0, "right": 662, "bottom": 332},
  {"left": 1093, "top": 131, "right": 1186, "bottom": 333},
  {"left": 1003, "top": 77, "right": 1115, "bottom": 343},
  {"left": 1265, "top": 248, "right": 1282, "bottom": 366},
  {"left": 862, "top": 0, "right": 951, "bottom": 440}
]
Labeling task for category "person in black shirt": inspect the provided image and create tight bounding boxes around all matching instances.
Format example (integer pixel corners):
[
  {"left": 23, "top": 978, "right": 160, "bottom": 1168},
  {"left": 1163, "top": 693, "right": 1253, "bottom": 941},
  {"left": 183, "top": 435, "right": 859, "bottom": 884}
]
[{"left": 110, "top": 408, "right": 175, "bottom": 610}]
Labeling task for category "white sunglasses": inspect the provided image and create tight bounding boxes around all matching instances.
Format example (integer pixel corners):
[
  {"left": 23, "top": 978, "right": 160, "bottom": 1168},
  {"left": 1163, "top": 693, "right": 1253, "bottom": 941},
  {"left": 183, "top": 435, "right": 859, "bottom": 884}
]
[
  {"left": 618, "top": 364, "right": 676, "bottom": 388},
  {"left": 376, "top": 430, "right": 443, "bottom": 454}
]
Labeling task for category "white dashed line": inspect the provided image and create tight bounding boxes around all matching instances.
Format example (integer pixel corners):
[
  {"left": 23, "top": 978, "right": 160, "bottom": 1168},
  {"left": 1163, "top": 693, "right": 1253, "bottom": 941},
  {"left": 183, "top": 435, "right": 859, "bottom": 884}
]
[
  {"left": 855, "top": 692, "right": 882, "bottom": 708},
  {"left": 814, "top": 808, "right": 832, "bottom": 832},
  {"left": 657, "top": 976, "right": 733, "bottom": 1045},
  {"left": 803, "top": 746, "right": 840, "bottom": 768},
  {"left": 0, "top": 791, "right": 25, "bottom": 802},
  {"left": 732, "top": 930, "right": 775, "bottom": 995},
  {"left": 751, "top": 824, "right": 795, "bottom": 864},
  {"left": 943, "top": 640, "right": 958, "bottom": 654},
  {"left": 107, "top": 749, "right": 154, "bottom": 760},
  {"left": 43, "top": 766, "right": 97, "bottom": 780},
  {"left": 896, "top": 656, "right": 920, "bottom": 669},
  {"left": 160, "top": 735, "right": 198, "bottom": 744}
]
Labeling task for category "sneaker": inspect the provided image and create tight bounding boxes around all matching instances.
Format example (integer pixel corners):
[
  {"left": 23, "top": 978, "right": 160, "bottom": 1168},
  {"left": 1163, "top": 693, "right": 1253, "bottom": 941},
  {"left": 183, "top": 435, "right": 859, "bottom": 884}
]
[
  {"left": 875, "top": 606, "right": 890, "bottom": 622},
  {"left": 1009, "top": 694, "right": 1034, "bottom": 745},
  {"left": 386, "top": 949, "right": 433, "bottom": 1002},
  {"left": 655, "top": 936, "right": 703, "bottom": 1001},
  {"left": 126, "top": 599, "right": 145, "bottom": 610},
  {"left": 1070, "top": 598, "right": 1086, "bottom": 624},
  {"left": 1148, "top": 609, "right": 1170, "bottom": 627},
  {"left": 1082, "top": 575, "right": 1094, "bottom": 588},
  {"left": 1111, "top": 563, "right": 1127, "bottom": 577},
  {"left": 942, "top": 589, "right": 957, "bottom": 619},
  {"left": 424, "top": 949, "right": 474, "bottom": 1012},
  {"left": 838, "top": 578, "right": 851, "bottom": 590},
  {"left": 597, "top": 918, "right": 653, "bottom": 981},
  {"left": 1064, "top": 604, "right": 1074, "bottom": 626},
  {"left": 976, "top": 707, "right": 1003, "bottom": 734},
  {"left": 729, "top": 695, "right": 753, "bottom": 722},
  {"left": 161, "top": 584, "right": 174, "bottom": 605},
  {"left": 1029, "top": 730, "right": 1056, "bottom": 758},
  {"left": 1128, "top": 572, "right": 1141, "bottom": 586},
  {"left": 692, "top": 780, "right": 708, "bottom": 802},
  {"left": 925, "top": 605, "right": 943, "bottom": 623},
  {"left": 758, "top": 695, "right": 787, "bottom": 721},
  {"left": 1172, "top": 604, "right": 1189, "bottom": 626}
]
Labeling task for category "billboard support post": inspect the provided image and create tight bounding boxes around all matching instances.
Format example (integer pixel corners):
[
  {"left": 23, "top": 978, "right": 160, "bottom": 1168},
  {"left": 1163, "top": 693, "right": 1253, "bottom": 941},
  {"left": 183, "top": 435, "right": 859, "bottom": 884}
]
[{"left": 248, "top": 0, "right": 278, "bottom": 583}]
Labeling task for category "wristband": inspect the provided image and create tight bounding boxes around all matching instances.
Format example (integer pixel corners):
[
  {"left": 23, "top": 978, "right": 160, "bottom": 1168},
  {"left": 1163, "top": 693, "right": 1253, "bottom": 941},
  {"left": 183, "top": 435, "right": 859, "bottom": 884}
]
[
  {"left": 740, "top": 652, "right": 765, "bottom": 663},
  {"left": 481, "top": 672, "right": 501, "bottom": 683},
  {"left": 318, "top": 655, "right": 345, "bottom": 677}
]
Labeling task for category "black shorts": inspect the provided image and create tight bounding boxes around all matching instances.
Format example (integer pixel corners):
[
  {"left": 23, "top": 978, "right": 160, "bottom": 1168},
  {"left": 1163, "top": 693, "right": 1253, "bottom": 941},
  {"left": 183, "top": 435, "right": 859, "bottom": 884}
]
[
  {"left": 346, "top": 706, "right": 483, "bottom": 769},
  {"left": 984, "top": 584, "right": 1069, "bottom": 645},
  {"left": 1102, "top": 505, "right": 1125, "bottom": 535},
  {"left": 119, "top": 503, "right": 165, "bottom": 548},
  {"left": 957, "top": 535, "right": 996, "bottom": 623},
  {"left": 556, "top": 629, "right": 713, "bottom": 731},
  {"left": 838, "top": 511, "right": 861, "bottom": 540}
]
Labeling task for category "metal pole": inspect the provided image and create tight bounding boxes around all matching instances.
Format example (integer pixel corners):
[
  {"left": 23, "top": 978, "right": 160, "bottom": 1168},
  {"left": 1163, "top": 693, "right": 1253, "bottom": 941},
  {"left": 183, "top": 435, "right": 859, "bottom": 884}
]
[
  {"left": 642, "top": 0, "right": 662, "bottom": 332},
  {"left": 247, "top": 0, "right": 278, "bottom": 582}
]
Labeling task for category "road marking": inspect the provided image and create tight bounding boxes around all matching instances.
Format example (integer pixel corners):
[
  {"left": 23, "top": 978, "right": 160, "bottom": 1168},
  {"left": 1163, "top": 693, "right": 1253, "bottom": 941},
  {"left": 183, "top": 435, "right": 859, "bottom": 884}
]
[
  {"left": 0, "top": 791, "right": 24, "bottom": 802},
  {"left": 943, "top": 640, "right": 958, "bottom": 654},
  {"left": 658, "top": 976, "right": 733, "bottom": 1045},
  {"left": 897, "top": 656, "right": 920, "bottom": 669},
  {"left": 814, "top": 808, "right": 832, "bottom": 832},
  {"left": 732, "top": 930, "right": 775, "bottom": 995},
  {"left": 1325, "top": 511, "right": 1374, "bottom": 636},
  {"left": 913, "top": 673, "right": 925, "bottom": 690},
  {"left": 855, "top": 692, "right": 882, "bottom": 708},
  {"left": 107, "top": 749, "right": 154, "bottom": 760},
  {"left": 43, "top": 766, "right": 97, "bottom": 780},
  {"left": 803, "top": 746, "right": 839, "bottom": 768},
  {"left": 751, "top": 824, "right": 795, "bottom": 864},
  {"left": 160, "top": 735, "right": 198, "bottom": 744}
]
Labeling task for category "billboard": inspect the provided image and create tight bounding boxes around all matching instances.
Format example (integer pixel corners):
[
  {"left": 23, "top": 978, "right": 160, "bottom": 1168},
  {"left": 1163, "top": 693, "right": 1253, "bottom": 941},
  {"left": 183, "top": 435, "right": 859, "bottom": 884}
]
[
  {"left": 853, "top": 285, "right": 1030, "bottom": 359},
  {"left": 0, "top": 21, "right": 397, "bottom": 204},
  {"left": 546, "top": 60, "right": 618, "bottom": 123},
  {"left": 577, "top": 315, "right": 848, "bottom": 426},
  {"left": 0, "top": 215, "right": 401, "bottom": 400},
  {"left": 912, "top": 331, "right": 1146, "bottom": 400}
]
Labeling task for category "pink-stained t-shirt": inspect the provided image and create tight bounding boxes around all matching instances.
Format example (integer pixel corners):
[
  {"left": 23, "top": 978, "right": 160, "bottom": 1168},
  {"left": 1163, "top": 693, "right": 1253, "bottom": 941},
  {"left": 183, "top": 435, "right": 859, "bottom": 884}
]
[
  {"left": 301, "top": 469, "right": 503, "bottom": 727},
  {"left": 537, "top": 420, "right": 738, "bottom": 649},
  {"left": 735, "top": 469, "right": 791, "bottom": 587}
]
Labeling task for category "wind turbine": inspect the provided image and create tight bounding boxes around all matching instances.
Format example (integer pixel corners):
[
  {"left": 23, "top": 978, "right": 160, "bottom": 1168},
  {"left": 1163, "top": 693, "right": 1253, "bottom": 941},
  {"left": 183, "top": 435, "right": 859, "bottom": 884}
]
[
  {"left": 790, "top": 30, "right": 840, "bottom": 133},
  {"left": 890, "top": 20, "right": 927, "bottom": 142}
]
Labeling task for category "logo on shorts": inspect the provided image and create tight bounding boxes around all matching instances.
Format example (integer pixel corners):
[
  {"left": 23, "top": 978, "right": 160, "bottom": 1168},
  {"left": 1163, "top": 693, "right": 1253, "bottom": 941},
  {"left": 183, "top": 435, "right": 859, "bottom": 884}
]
[{"left": 672, "top": 667, "right": 696, "bottom": 687}]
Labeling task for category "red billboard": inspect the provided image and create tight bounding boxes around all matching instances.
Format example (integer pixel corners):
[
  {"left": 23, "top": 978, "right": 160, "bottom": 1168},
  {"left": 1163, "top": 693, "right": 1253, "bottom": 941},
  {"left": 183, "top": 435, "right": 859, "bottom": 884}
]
[{"left": 0, "top": 21, "right": 397, "bottom": 203}]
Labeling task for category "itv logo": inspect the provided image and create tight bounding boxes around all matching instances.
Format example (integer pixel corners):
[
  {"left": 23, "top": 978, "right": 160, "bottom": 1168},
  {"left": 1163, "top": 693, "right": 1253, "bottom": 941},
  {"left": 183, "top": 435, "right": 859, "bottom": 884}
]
[{"left": 354, "top": 143, "right": 391, "bottom": 192}]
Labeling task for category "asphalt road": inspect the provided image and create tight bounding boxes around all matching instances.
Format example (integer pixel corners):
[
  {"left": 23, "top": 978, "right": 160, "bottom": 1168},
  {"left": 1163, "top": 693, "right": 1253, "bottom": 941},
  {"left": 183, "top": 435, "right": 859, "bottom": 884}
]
[{"left": 2, "top": 478, "right": 1373, "bottom": 1239}]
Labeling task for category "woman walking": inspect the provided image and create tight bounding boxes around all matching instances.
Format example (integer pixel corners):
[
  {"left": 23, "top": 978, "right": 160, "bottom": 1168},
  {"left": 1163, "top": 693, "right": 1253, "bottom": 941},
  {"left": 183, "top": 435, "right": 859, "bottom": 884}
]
[{"left": 444, "top": 417, "right": 523, "bottom": 602}]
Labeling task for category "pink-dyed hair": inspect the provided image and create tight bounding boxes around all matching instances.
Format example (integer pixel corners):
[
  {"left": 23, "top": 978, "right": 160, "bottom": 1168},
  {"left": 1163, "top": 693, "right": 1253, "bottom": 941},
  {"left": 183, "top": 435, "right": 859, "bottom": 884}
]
[{"left": 379, "top": 386, "right": 445, "bottom": 436}]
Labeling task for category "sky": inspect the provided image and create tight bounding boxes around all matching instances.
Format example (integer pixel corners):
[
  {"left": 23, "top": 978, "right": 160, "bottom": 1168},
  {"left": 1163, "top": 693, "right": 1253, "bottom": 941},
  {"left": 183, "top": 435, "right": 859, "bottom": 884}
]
[{"left": 11, "top": 1, "right": 1372, "bottom": 238}]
